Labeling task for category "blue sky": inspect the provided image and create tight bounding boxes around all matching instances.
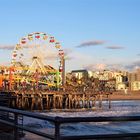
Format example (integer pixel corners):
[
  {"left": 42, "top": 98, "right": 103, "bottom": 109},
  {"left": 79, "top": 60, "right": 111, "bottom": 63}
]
[{"left": 0, "top": 0, "right": 140, "bottom": 71}]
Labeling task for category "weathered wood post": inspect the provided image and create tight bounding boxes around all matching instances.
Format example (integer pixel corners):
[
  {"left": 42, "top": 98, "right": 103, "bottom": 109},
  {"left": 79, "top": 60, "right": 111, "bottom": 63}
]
[
  {"left": 93, "top": 95, "right": 97, "bottom": 109},
  {"left": 55, "top": 116, "right": 61, "bottom": 140},
  {"left": 9, "top": 67, "right": 13, "bottom": 91},
  {"left": 99, "top": 94, "right": 103, "bottom": 108},
  {"left": 82, "top": 94, "right": 85, "bottom": 109},
  {"left": 108, "top": 93, "right": 111, "bottom": 109},
  {"left": 14, "top": 113, "right": 18, "bottom": 140}
]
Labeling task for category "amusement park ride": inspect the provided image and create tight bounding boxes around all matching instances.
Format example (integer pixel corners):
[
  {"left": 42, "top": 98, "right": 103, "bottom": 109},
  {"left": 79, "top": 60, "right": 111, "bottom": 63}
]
[
  {"left": 0, "top": 32, "right": 114, "bottom": 111},
  {"left": 0, "top": 32, "right": 65, "bottom": 91}
]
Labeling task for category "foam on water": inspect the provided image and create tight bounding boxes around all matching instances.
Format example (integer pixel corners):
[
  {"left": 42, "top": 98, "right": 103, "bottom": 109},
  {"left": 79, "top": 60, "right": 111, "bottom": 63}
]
[{"left": 23, "top": 100, "right": 140, "bottom": 139}]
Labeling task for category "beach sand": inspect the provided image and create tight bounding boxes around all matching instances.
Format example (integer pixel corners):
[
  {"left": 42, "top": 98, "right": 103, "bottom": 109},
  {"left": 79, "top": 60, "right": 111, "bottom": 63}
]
[{"left": 110, "top": 91, "right": 140, "bottom": 100}]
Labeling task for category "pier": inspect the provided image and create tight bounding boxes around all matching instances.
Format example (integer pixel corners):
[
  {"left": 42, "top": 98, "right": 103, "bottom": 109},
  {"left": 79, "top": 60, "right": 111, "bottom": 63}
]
[{"left": 0, "top": 89, "right": 112, "bottom": 110}]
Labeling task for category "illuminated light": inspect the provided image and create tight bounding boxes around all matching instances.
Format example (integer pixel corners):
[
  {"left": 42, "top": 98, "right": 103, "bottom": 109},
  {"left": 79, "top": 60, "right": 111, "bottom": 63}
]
[{"left": 11, "top": 59, "right": 15, "bottom": 63}]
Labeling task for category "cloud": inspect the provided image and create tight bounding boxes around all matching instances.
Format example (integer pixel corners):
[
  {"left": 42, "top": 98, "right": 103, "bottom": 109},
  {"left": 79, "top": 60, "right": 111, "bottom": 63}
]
[
  {"left": 0, "top": 45, "right": 15, "bottom": 50},
  {"left": 124, "top": 61, "right": 140, "bottom": 71},
  {"left": 63, "top": 48, "right": 73, "bottom": 56},
  {"left": 61, "top": 48, "right": 74, "bottom": 61},
  {"left": 76, "top": 40, "right": 105, "bottom": 48},
  {"left": 83, "top": 63, "right": 106, "bottom": 71},
  {"left": 43, "top": 48, "right": 73, "bottom": 61},
  {"left": 105, "top": 46, "right": 124, "bottom": 50},
  {"left": 137, "top": 53, "right": 140, "bottom": 56},
  {"left": 65, "top": 56, "right": 73, "bottom": 60},
  {"left": 0, "top": 61, "right": 11, "bottom": 66},
  {"left": 65, "top": 51, "right": 96, "bottom": 71},
  {"left": 107, "top": 64, "right": 124, "bottom": 71},
  {"left": 83, "top": 63, "right": 127, "bottom": 71},
  {"left": 84, "top": 61, "right": 140, "bottom": 72}
]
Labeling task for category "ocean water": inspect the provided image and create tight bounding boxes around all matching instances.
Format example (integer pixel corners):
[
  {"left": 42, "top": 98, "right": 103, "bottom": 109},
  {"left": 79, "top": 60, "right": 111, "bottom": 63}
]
[{"left": 22, "top": 100, "right": 140, "bottom": 140}]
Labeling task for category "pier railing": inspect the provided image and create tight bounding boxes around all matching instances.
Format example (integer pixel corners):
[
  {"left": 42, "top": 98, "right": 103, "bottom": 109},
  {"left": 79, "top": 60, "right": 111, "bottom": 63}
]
[{"left": 0, "top": 106, "right": 140, "bottom": 140}]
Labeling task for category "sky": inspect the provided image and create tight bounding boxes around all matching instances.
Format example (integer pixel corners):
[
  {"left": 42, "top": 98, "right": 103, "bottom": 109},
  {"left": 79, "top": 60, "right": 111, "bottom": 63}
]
[{"left": 0, "top": 0, "right": 140, "bottom": 72}]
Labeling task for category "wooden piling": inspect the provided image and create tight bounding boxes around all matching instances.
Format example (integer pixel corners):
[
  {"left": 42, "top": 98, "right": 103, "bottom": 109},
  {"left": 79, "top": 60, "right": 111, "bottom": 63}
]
[
  {"left": 99, "top": 94, "right": 103, "bottom": 109},
  {"left": 5, "top": 90, "right": 112, "bottom": 111}
]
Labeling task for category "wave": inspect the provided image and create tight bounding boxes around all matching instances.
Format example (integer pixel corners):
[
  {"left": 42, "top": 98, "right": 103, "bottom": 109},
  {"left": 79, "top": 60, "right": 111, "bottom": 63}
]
[{"left": 22, "top": 100, "right": 140, "bottom": 139}]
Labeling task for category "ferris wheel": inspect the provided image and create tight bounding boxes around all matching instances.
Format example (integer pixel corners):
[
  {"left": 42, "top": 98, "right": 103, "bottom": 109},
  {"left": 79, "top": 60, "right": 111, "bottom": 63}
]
[{"left": 11, "top": 32, "right": 64, "bottom": 75}]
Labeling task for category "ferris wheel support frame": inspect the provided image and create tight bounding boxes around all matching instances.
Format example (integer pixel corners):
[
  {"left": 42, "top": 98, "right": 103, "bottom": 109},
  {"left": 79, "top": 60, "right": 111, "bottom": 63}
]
[
  {"left": 26, "top": 57, "right": 46, "bottom": 75},
  {"left": 61, "top": 56, "right": 65, "bottom": 86},
  {"left": 56, "top": 70, "right": 60, "bottom": 88}
]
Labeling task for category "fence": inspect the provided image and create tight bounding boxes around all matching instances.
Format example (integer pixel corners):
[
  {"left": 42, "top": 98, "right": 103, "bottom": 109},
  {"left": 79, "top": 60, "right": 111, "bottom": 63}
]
[{"left": 0, "top": 106, "right": 140, "bottom": 140}]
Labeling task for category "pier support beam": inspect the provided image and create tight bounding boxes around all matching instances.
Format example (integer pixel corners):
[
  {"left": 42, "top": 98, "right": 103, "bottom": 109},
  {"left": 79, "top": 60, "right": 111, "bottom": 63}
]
[{"left": 99, "top": 94, "right": 103, "bottom": 109}]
